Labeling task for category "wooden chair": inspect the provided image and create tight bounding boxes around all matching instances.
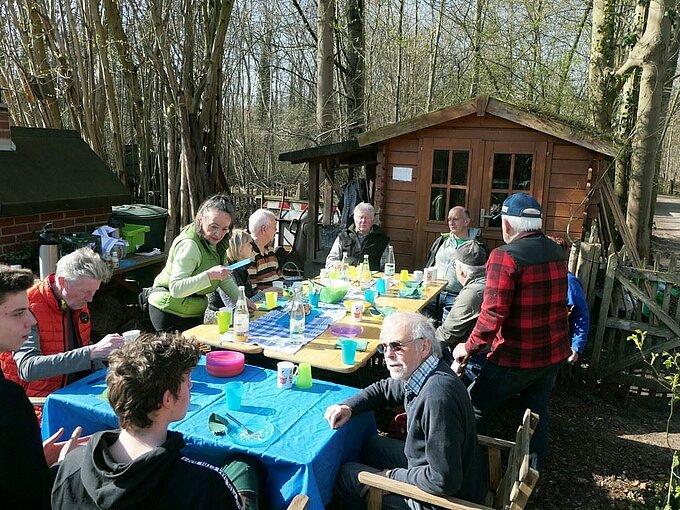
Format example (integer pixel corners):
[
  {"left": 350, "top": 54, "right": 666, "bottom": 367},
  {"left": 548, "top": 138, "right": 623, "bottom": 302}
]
[
  {"left": 358, "top": 409, "right": 539, "bottom": 510},
  {"left": 286, "top": 494, "right": 309, "bottom": 510}
]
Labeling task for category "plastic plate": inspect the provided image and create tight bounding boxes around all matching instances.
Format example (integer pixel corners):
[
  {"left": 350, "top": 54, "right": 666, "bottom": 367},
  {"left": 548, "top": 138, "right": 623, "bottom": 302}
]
[
  {"left": 329, "top": 324, "right": 363, "bottom": 337},
  {"left": 227, "top": 417, "right": 275, "bottom": 446}
]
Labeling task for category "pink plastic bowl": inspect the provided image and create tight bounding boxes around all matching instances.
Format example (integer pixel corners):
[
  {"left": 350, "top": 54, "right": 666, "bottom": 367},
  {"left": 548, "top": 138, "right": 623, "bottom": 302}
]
[{"left": 206, "top": 351, "right": 245, "bottom": 378}]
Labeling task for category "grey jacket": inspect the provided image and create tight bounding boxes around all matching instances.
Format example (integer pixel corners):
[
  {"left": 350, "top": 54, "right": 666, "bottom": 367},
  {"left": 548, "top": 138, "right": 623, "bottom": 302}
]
[{"left": 435, "top": 273, "right": 486, "bottom": 348}]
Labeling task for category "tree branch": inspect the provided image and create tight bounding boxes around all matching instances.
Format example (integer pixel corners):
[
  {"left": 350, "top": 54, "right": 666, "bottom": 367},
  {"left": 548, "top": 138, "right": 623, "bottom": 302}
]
[{"left": 615, "top": 56, "right": 643, "bottom": 77}]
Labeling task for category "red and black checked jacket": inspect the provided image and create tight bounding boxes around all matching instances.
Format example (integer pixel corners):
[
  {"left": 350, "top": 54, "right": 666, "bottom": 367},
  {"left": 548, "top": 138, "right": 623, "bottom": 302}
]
[{"left": 464, "top": 231, "right": 571, "bottom": 368}]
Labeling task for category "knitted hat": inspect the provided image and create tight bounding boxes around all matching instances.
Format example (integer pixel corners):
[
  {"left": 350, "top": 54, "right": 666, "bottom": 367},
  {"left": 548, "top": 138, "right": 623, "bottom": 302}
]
[{"left": 454, "top": 241, "right": 488, "bottom": 266}]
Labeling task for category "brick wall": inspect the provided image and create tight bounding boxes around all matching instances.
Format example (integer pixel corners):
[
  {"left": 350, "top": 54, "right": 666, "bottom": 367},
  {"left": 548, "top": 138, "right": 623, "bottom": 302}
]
[{"left": 0, "top": 207, "right": 112, "bottom": 267}]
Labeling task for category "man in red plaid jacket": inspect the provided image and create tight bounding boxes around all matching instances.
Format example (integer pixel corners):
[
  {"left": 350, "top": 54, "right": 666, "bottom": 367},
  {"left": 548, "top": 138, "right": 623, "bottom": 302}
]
[{"left": 452, "top": 193, "right": 570, "bottom": 471}]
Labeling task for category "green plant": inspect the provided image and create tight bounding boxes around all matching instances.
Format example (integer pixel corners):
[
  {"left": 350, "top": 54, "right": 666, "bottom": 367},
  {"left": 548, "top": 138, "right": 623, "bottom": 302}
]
[{"left": 629, "top": 330, "right": 680, "bottom": 509}]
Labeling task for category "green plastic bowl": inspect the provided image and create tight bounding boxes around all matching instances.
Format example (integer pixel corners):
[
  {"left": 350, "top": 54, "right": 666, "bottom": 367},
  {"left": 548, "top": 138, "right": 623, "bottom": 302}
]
[
  {"left": 400, "top": 280, "right": 423, "bottom": 290},
  {"left": 319, "top": 280, "right": 350, "bottom": 303}
]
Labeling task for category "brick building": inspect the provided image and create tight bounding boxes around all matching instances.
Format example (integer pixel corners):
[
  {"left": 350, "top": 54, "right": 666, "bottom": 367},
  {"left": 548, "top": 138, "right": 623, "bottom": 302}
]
[{"left": 0, "top": 94, "right": 129, "bottom": 268}]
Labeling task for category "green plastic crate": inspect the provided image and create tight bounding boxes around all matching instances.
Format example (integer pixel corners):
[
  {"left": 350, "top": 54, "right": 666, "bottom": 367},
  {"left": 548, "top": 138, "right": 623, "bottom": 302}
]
[{"left": 121, "top": 223, "right": 150, "bottom": 253}]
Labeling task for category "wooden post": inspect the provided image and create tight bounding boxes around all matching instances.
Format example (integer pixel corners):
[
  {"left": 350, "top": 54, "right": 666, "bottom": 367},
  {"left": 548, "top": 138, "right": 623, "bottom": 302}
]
[
  {"left": 322, "top": 158, "right": 334, "bottom": 225},
  {"left": 307, "top": 161, "right": 320, "bottom": 262},
  {"left": 586, "top": 243, "right": 602, "bottom": 311},
  {"left": 588, "top": 251, "right": 618, "bottom": 385}
]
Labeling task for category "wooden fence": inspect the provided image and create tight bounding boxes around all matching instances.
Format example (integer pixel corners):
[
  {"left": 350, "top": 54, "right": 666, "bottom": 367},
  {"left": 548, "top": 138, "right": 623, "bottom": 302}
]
[{"left": 588, "top": 251, "right": 679, "bottom": 398}]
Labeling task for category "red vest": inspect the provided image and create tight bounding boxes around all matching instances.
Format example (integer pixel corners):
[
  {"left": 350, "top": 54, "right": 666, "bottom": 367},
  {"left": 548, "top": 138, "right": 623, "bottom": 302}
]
[{"left": 0, "top": 276, "right": 91, "bottom": 397}]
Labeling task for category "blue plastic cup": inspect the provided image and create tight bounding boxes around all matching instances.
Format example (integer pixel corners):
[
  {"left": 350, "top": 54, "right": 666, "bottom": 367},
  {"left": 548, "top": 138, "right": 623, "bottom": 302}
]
[
  {"left": 341, "top": 339, "right": 358, "bottom": 365},
  {"left": 309, "top": 291, "right": 320, "bottom": 307},
  {"left": 364, "top": 289, "right": 377, "bottom": 305},
  {"left": 375, "top": 278, "right": 387, "bottom": 295},
  {"left": 225, "top": 382, "right": 243, "bottom": 410}
]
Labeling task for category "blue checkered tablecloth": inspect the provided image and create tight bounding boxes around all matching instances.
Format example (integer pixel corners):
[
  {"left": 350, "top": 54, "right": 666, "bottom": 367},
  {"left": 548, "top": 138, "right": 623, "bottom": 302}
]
[{"left": 219, "top": 303, "right": 346, "bottom": 353}]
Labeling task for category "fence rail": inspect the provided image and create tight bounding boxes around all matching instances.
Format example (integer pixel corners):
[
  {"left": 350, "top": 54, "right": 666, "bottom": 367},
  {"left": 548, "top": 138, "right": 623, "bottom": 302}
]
[{"left": 588, "top": 251, "right": 679, "bottom": 398}]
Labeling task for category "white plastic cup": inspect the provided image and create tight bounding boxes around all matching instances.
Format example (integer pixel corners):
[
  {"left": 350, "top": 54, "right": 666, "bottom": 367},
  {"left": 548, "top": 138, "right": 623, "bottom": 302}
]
[
  {"left": 351, "top": 301, "right": 365, "bottom": 321},
  {"left": 277, "top": 361, "right": 298, "bottom": 389},
  {"left": 424, "top": 267, "right": 438, "bottom": 286},
  {"left": 122, "top": 329, "right": 141, "bottom": 344}
]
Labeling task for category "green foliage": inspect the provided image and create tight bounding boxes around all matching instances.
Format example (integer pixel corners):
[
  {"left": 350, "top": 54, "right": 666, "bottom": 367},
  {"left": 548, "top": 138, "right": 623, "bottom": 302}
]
[{"left": 628, "top": 330, "right": 680, "bottom": 510}]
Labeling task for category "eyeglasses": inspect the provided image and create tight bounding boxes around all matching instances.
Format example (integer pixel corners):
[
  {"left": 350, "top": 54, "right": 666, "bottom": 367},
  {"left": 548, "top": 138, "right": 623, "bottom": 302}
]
[{"left": 378, "top": 338, "right": 417, "bottom": 354}]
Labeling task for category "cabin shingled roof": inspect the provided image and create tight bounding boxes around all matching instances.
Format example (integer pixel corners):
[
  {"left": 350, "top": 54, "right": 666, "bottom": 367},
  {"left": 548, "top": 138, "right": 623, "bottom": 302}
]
[{"left": 279, "top": 95, "right": 619, "bottom": 162}]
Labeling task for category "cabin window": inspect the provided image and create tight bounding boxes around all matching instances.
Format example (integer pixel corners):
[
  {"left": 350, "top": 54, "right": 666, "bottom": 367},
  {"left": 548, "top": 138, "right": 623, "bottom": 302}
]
[
  {"left": 429, "top": 149, "right": 470, "bottom": 221},
  {"left": 489, "top": 152, "right": 534, "bottom": 228}
]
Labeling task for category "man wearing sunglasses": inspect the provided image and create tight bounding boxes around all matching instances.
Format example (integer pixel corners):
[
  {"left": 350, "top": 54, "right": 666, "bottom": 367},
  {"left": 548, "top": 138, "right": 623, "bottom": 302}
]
[{"left": 324, "top": 312, "right": 485, "bottom": 509}]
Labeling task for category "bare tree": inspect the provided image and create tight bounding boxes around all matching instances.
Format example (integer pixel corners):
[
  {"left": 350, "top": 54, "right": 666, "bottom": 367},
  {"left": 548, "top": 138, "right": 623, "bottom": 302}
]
[{"left": 615, "top": 0, "right": 674, "bottom": 258}]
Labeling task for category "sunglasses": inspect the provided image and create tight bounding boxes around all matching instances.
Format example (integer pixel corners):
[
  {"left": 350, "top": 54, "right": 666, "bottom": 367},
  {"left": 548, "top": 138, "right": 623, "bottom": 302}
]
[{"left": 378, "top": 338, "right": 417, "bottom": 354}]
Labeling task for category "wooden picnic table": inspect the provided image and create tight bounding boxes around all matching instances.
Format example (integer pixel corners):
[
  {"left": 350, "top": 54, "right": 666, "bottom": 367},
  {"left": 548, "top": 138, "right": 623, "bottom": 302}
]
[{"left": 183, "top": 277, "right": 448, "bottom": 374}]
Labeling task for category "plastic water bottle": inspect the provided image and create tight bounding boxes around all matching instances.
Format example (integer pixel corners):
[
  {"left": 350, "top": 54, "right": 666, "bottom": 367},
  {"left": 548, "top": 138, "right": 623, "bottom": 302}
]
[
  {"left": 339, "top": 254, "right": 350, "bottom": 282},
  {"left": 289, "top": 288, "right": 305, "bottom": 343},
  {"left": 384, "top": 245, "right": 396, "bottom": 277},
  {"left": 233, "top": 286, "right": 249, "bottom": 342},
  {"left": 360, "top": 254, "right": 372, "bottom": 289}
]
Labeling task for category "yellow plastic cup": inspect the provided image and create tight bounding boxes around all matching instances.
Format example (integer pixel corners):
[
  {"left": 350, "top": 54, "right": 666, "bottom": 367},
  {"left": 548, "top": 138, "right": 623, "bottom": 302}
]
[
  {"left": 348, "top": 265, "right": 358, "bottom": 280},
  {"left": 399, "top": 269, "right": 410, "bottom": 282},
  {"left": 265, "top": 291, "right": 278, "bottom": 310},
  {"left": 216, "top": 309, "right": 232, "bottom": 334},
  {"left": 296, "top": 362, "right": 313, "bottom": 389}
]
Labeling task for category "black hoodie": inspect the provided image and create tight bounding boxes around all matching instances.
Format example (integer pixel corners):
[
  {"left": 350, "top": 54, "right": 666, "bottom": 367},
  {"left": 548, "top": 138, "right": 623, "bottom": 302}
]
[{"left": 51, "top": 430, "right": 243, "bottom": 510}]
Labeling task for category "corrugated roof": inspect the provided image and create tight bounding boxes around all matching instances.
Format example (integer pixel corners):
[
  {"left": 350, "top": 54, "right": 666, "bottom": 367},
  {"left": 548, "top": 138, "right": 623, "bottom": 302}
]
[{"left": 0, "top": 127, "right": 130, "bottom": 216}]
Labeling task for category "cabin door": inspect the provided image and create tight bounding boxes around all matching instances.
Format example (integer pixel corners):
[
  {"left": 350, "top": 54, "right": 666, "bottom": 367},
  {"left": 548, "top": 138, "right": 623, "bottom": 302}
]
[
  {"left": 415, "top": 138, "right": 482, "bottom": 267},
  {"left": 478, "top": 140, "right": 548, "bottom": 250}
]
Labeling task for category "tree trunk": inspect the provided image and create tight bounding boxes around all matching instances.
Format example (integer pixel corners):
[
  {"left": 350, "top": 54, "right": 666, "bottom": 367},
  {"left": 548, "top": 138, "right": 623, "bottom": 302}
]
[
  {"left": 555, "top": 0, "right": 592, "bottom": 113},
  {"left": 469, "top": 0, "right": 484, "bottom": 98},
  {"left": 616, "top": 0, "right": 673, "bottom": 260},
  {"left": 345, "top": 0, "right": 365, "bottom": 136},
  {"left": 394, "top": 0, "right": 405, "bottom": 122},
  {"left": 103, "top": 0, "right": 150, "bottom": 193},
  {"left": 85, "top": 0, "right": 127, "bottom": 184},
  {"left": 588, "top": 0, "right": 618, "bottom": 130},
  {"left": 613, "top": 0, "right": 647, "bottom": 205},
  {"left": 317, "top": 0, "right": 335, "bottom": 143},
  {"left": 317, "top": 0, "right": 335, "bottom": 226},
  {"left": 24, "top": 0, "right": 63, "bottom": 128}
]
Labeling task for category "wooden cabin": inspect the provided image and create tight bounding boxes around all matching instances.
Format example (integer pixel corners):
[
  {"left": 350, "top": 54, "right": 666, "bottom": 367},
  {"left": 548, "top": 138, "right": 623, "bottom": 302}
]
[{"left": 279, "top": 95, "right": 617, "bottom": 273}]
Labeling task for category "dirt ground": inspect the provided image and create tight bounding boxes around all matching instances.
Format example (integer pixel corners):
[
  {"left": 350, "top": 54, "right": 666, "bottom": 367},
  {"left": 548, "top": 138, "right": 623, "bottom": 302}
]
[
  {"left": 525, "top": 382, "right": 677, "bottom": 510},
  {"left": 521, "top": 195, "right": 680, "bottom": 509}
]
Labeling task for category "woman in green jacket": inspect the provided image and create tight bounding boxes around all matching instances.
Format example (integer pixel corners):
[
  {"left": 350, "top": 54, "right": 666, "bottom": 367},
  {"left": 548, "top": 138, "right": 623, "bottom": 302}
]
[{"left": 148, "top": 195, "right": 240, "bottom": 332}]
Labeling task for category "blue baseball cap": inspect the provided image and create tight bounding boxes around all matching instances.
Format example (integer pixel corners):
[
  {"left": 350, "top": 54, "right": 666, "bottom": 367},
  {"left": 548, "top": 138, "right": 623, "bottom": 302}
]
[{"left": 495, "top": 193, "right": 542, "bottom": 219}]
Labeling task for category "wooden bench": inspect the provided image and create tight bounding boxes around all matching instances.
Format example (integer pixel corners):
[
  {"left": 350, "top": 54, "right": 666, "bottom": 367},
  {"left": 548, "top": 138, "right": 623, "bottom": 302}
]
[
  {"left": 358, "top": 408, "right": 539, "bottom": 510},
  {"left": 286, "top": 494, "right": 309, "bottom": 510}
]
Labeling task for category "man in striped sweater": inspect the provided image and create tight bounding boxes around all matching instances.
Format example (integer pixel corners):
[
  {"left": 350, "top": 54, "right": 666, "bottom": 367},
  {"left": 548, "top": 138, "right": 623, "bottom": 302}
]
[{"left": 247, "top": 209, "right": 283, "bottom": 292}]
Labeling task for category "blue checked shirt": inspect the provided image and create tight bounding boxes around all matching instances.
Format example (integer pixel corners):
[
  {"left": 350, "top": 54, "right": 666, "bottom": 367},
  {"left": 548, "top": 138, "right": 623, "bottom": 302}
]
[{"left": 404, "top": 355, "right": 439, "bottom": 406}]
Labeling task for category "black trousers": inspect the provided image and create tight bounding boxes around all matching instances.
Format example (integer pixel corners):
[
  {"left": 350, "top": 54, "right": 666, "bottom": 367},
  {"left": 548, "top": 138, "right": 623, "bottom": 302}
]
[{"left": 148, "top": 304, "right": 203, "bottom": 333}]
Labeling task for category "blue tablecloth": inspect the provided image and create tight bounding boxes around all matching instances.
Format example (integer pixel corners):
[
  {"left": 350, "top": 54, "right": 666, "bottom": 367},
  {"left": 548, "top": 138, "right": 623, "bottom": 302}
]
[{"left": 43, "top": 360, "right": 376, "bottom": 510}]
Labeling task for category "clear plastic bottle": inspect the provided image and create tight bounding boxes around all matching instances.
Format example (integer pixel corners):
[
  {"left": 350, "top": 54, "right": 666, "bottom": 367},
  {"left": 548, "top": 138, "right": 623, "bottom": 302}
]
[
  {"left": 110, "top": 248, "right": 120, "bottom": 269},
  {"left": 360, "top": 254, "right": 372, "bottom": 289},
  {"left": 289, "top": 287, "right": 305, "bottom": 343},
  {"left": 384, "top": 245, "right": 396, "bottom": 277},
  {"left": 233, "top": 286, "right": 249, "bottom": 342},
  {"left": 339, "top": 254, "right": 350, "bottom": 282}
]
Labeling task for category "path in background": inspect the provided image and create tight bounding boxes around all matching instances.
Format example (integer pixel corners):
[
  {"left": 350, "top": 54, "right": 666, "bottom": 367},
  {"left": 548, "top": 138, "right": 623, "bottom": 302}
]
[{"left": 652, "top": 194, "right": 680, "bottom": 255}]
